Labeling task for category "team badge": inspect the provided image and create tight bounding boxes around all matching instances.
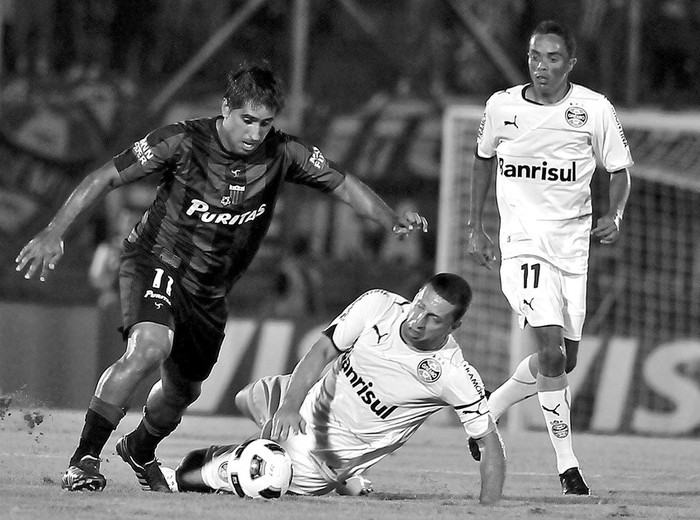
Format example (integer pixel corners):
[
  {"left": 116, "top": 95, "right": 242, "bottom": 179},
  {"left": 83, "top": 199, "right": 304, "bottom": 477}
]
[
  {"left": 221, "top": 183, "right": 245, "bottom": 206},
  {"left": 417, "top": 358, "right": 441, "bottom": 383},
  {"left": 217, "top": 460, "right": 228, "bottom": 481},
  {"left": 550, "top": 420, "right": 569, "bottom": 439},
  {"left": 565, "top": 106, "right": 587, "bottom": 128}
]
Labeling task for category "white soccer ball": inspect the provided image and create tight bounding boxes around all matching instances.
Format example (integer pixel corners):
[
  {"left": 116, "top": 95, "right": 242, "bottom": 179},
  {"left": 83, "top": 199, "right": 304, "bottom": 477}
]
[{"left": 227, "top": 438, "right": 293, "bottom": 499}]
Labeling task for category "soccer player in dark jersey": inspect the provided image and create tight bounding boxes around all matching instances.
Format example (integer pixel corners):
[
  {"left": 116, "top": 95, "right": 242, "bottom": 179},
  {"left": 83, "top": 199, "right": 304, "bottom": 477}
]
[{"left": 15, "top": 62, "right": 428, "bottom": 493}]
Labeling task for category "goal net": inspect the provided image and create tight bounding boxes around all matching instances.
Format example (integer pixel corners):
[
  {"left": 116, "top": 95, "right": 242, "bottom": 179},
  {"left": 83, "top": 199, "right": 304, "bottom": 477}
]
[{"left": 438, "top": 104, "right": 700, "bottom": 433}]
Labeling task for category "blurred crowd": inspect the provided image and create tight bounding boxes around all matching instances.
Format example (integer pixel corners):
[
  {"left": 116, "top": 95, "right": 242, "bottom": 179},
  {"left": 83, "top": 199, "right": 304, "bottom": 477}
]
[{"left": 1, "top": 0, "right": 698, "bottom": 109}]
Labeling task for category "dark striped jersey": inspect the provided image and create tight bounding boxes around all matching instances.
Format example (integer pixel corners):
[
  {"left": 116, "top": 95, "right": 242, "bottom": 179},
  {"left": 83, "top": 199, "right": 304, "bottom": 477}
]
[{"left": 113, "top": 116, "right": 345, "bottom": 298}]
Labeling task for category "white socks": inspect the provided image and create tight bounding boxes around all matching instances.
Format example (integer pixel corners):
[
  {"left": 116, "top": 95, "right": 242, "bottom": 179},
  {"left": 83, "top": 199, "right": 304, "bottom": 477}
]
[
  {"left": 537, "top": 373, "right": 579, "bottom": 474},
  {"left": 489, "top": 354, "right": 538, "bottom": 421},
  {"left": 489, "top": 354, "right": 580, "bottom": 474}
]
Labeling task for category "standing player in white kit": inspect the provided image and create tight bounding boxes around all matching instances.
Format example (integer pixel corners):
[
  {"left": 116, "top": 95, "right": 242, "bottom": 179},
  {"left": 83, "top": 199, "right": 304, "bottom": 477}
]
[{"left": 467, "top": 19, "right": 632, "bottom": 495}]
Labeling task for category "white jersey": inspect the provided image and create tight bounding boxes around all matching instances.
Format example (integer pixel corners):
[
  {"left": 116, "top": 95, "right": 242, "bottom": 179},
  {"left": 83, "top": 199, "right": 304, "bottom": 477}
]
[
  {"left": 476, "top": 83, "right": 633, "bottom": 273},
  {"left": 300, "top": 288, "right": 491, "bottom": 474}
]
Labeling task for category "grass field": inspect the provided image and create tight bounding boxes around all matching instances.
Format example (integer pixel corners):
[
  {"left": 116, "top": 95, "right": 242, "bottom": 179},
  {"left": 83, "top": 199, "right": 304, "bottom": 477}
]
[{"left": 1, "top": 402, "right": 699, "bottom": 520}]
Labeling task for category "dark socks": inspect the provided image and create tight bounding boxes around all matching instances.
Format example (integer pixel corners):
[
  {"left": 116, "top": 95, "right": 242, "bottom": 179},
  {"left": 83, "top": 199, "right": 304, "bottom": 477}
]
[
  {"left": 70, "top": 396, "right": 126, "bottom": 466},
  {"left": 127, "top": 419, "right": 166, "bottom": 463},
  {"left": 70, "top": 411, "right": 120, "bottom": 466}
]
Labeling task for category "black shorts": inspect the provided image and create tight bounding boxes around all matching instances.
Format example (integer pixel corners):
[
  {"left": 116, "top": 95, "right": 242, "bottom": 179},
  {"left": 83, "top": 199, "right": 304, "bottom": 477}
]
[{"left": 119, "top": 245, "right": 227, "bottom": 382}]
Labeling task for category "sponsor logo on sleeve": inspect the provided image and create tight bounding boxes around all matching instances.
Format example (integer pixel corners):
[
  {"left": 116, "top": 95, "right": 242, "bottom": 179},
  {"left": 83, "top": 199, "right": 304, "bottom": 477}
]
[
  {"left": 476, "top": 110, "right": 487, "bottom": 143},
  {"left": 310, "top": 147, "right": 326, "bottom": 169},
  {"left": 133, "top": 138, "right": 154, "bottom": 165}
]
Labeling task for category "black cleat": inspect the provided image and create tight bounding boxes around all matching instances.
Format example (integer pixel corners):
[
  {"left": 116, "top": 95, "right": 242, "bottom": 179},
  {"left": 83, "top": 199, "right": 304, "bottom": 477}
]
[
  {"left": 559, "top": 467, "right": 591, "bottom": 495},
  {"left": 61, "top": 455, "right": 107, "bottom": 492},
  {"left": 116, "top": 435, "right": 172, "bottom": 492}
]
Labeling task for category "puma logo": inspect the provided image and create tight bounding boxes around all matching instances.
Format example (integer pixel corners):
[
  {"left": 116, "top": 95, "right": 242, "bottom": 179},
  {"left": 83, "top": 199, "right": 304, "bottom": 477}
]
[
  {"left": 542, "top": 404, "right": 561, "bottom": 416},
  {"left": 504, "top": 115, "right": 518, "bottom": 128},
  {"left": 373, "top": 325, "right": 389, "bottom": 343},
  {"left": 154, "top": 302, "right": 163, "bottom": 309},
  {"left": 523, "top": 298, "right": 534, "bottom": 311}
]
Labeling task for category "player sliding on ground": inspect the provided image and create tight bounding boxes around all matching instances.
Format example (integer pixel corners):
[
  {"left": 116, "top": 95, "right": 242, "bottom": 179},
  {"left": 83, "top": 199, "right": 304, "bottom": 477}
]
[
  {"left": 466, "top": 20, "right": 632, "bottom": 495},
  {"left": 166, "top": 273, "right": 506, "bottom": 504}
]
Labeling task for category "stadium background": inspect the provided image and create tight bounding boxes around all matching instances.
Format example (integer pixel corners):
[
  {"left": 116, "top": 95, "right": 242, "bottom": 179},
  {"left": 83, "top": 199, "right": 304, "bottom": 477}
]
[{"left": 0, "top": 0, "right": 698, "bottom": 436}]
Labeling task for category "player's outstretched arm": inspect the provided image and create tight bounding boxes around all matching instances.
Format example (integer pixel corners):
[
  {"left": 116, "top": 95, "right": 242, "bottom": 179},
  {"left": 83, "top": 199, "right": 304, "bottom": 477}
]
[
  {"left": 15, "top": 161, "right": 125, "bottom": 282},
  {"left": 475, "top": 428, "right": 506, "bottom": 504},
  {"left": 592, "top": 168, "right": 631, "bottom": 244},
  {"left": 270, "top": 334, "right": 340, "bottom": 440},
  {"left": 467, "top": 156, "right": 497, "bottom": 269},
  {"left": 331, "top": 174, "right": 428, "bottom": 237}
]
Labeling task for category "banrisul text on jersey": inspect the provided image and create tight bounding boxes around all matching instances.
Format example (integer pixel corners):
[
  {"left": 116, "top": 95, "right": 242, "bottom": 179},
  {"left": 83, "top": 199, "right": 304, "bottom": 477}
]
[
  {"left": 340, "top": 353, "right": 397, "bottom": 419},
  {"left": 498, "top": 158, "right": 577, "bottom": 182}
]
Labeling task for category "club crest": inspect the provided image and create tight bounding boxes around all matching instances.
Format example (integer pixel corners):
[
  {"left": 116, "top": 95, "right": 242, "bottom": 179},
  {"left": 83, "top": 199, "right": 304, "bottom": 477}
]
[
  {"left": 565, "top": 106, "right": 588, "bottom": 128},
  {"left": 221, "top": 183, "right": 245, "bottom": 206},
  {"left": 417, "top": 358, "right": 441, "bottom": 383}
]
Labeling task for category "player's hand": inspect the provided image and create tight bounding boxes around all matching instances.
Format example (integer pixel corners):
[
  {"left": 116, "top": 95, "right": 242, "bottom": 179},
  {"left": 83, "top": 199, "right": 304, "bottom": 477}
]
[
  {"left": 269, "top": 404, "right": 306, "bottom": 441},
  {"left": 15, "top": 229, "right": 65, "bottom": 282},
  {"left": 591, "top": 213, "right": 621, "bottom": 244},
  {"left": 467, "top": 225, "right": 496, "bottom": 269},
  {"left": 392, "top": 211, "right": 428, "bottom": 238}
]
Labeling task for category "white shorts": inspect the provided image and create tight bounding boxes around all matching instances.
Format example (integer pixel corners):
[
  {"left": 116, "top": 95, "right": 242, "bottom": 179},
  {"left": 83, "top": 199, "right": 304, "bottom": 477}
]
[
  {"left": 500, "top": 256, "right": 586, "bottom": 341},
  {"left": 240, "top": 374, "right": 345, "bottom": 496}
]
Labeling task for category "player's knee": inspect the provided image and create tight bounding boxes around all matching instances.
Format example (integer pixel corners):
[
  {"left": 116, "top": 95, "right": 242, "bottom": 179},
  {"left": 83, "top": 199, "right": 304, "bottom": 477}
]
[
  {"left": 125, "top": 325, "right": 172, "bottom": 369},
  {"left": 537, "top": 346, "right": 566, "bottom": 374}
]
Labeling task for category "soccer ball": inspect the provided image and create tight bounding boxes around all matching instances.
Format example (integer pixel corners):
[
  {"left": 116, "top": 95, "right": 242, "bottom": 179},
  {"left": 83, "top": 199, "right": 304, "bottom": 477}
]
[{"left": 227, "top": 439, "right": 293, "bottom": 499}]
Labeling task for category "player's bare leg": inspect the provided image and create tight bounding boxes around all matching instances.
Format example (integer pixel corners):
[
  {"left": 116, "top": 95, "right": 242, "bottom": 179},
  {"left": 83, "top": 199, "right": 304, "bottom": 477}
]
[
  {"left": 117, "top": 357, "right": 200, "bottom": 492},
  {"left": 63, "top": 323, "right": 172, "bottom": 491}
]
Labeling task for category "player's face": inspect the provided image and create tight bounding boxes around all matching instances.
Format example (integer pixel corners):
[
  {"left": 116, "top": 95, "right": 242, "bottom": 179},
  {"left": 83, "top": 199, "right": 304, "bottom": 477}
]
[
  {"left": 219, "top": 100, "right": 276, "bottom": 155},
  {"left": 527, "top": 32, "right": 576, "bottom": 102},
  {"left": 402, "top": 285, "right": 461, "bottom": 351}
]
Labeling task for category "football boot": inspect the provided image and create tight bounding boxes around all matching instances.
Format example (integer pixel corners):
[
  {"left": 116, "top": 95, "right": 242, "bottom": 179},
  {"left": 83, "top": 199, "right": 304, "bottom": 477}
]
[
  {"left": 559, "top": 467, "right": 591, "bottom": 495},
  {"left": 61, "top": 455, "right": 107, "bottom": 492},
  {"left": 116, "top": 435, "right": 172, "bottom": 492}
]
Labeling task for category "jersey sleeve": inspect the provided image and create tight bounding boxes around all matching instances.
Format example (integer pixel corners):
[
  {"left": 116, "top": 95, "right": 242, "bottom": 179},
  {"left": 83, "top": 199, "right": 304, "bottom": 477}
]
[
  {"left": 593, "top": 99, "right": 634, "bottom": 173},
  {"left": 282, "top": 137, "right": 346, "bottom": 192},
  {"left": 475, "top": 94, "right": 498, "bottom": 159},
  {"left": 113, "top": 123, "right": 186, "bottom": 183},
  {"left": 322, "top": 289, "right": 394, "bottom": 352},
  {"left": 441, "top": 356, "right": 493, "bottom": 439}
]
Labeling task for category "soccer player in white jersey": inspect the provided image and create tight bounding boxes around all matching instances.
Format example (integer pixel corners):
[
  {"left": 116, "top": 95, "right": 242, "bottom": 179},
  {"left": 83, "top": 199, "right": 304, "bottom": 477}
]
[
  {"left": 169, "top": 273, "right": 506, "bottom": 504},
  {"left": 466, "top": 20, "right": 632, "bottom": 496}
]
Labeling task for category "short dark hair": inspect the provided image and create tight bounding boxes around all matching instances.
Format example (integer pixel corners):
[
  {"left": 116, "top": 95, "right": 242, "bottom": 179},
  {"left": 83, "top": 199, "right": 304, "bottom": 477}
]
[
  {"left": 425, "top": 272, "right": 472, "bottom": 321},
  {"left": 530, "top": 20, "right": 577, "bottom": 59},
  {"left": 224, "top": 61, "right": 285, "bottom": 113}
]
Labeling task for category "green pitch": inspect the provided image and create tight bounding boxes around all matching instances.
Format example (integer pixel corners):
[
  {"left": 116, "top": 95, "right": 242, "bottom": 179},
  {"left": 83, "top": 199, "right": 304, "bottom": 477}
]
[{"left": 1, "top": 407, "right": 698, "bottom": 520}]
